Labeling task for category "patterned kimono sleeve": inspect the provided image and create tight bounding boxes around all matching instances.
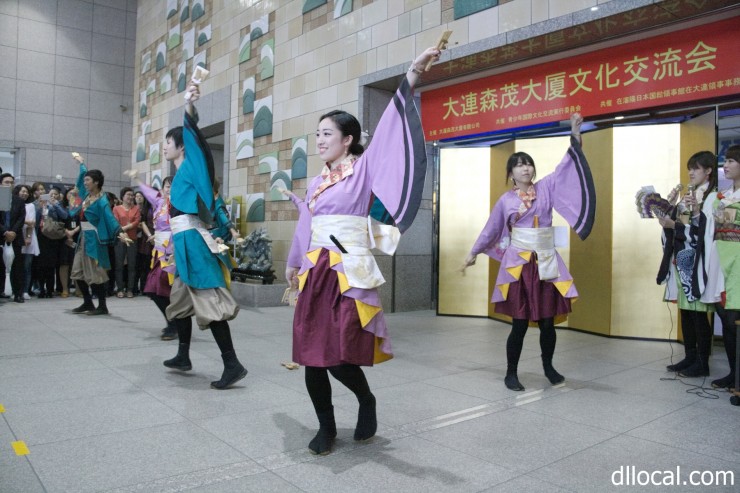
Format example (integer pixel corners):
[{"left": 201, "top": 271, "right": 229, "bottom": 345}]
[
  {"left": 170, "top": 109, "right": 215, "bottom": 225},
  {"left": 470, "top": 198, "right": 507, "bottom": 262},
  {"left": 540, "top": 135, "right": 596, "bottom": 240},
  {"left": 365, "top": 78, "right": 427, "bottom": 234}
]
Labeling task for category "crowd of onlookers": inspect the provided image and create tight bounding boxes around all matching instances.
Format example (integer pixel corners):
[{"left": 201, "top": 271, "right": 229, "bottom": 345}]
[{"left": 1, "top": 172, "right": 155, "bottom": 304}]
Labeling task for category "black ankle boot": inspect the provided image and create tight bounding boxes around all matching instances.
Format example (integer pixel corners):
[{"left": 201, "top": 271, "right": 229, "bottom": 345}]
[
  {"left": 309, "top": 407, "right": 337, "bottom": 455},
  {"left": 667, "top": 351, "right": 696, "bottom": 372},
  {"left": 88, "top": 284, "right": 108, "bottom": 315},
  {"left": 354, "top": 393, "right": 377, "bottom": 441},
  {"left": 678, "top": 358, "right": 709, "bottom": 378},
  {"left": 504, "top": 369, "right": 525, "bottom": 391},
  {"left": 72, "top": 301, "right": 94, "bottom": 313},
  {"left": 163, "top": 343, "right": 192, "bottom": 371},
  {"left": 210, "top": 350, "right": 247, "bottom": 389},
  {"left": 543, "top": 358, "right": 565, "bottom": 385},
  {"left": 87, "top": 306, "right": 109, "bottom": 316},
  {"left": 711, "top": 373, "right": 736, "bottom": 389},
  {"left": 161, "top": 325, "right": 178, "bottom": 341}
]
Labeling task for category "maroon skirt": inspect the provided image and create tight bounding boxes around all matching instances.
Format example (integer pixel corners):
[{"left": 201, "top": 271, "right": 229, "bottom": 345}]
[
  {"left": 494, "top": 258, "right": 571, "bottom": 321},
  {"left": 143, "top": 257, "right": 172, "bottom": 298},
  {"left": 293, "top": 250, "right": 375, "bottom": 367}
]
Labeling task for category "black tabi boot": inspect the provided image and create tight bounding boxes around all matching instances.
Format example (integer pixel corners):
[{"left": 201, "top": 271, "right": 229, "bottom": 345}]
[
  {"left": 87, "top": 284, "right": 109, "bottom": 316},
  {"left": 72, "top": 281, "right": 94, "bottom": 313},
  {"left": 354, "top": 393, "right": 377, "bottom": 441},
  {"left": 542, "top": 357, "right": 565, "bottom": 385},
  {"left": 678, "top": 354, "right": 710, "bottom": 378},
  {"left": 309, "top": 407, "right": 337, "bottom": 455},
  {"left": 163, "top": 343, "right": 192, "bottom": 371},
  {"left": 711, "top": 372, "right": 736, "bottom": 390},
  {"left": 160, "top": 322, "right": 178, "bottom": 341},
  {"left": 210, "top": 350, "right": 247, "bottom": 389},
  {"left": 504, "top": 367, "right": 525, "bottom": 391},
  {"left": 666, "top": 349, "right": 697, "bottom": 372}
]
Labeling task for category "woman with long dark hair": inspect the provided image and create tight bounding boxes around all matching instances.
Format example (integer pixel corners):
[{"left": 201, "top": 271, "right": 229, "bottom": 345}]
[{"left": 657, "top": 151, "right": 718, "bottom": 378}]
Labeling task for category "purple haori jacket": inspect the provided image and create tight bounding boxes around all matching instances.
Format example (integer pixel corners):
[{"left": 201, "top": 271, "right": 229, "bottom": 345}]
[
  {"left": 470, "top": 135, "right": 596, "bottom": 304},
  {"left": 288, "top": 78, "right": 427, "bottom": 361}
]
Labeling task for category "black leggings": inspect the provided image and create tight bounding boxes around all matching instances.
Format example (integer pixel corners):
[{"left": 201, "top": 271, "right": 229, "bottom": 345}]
[
  {"left": 716, "top": 306, "right": 738, "bottom": 372},
  {"left": 77, "top": 280, "right": 107, "bottom": 308},
  {"left": 506, "top": 317, "right": 556, "bottom": 368},
  {"left": 679, "top": 309, "right": 712, "bottom": 359},
  {"left": 305, "top": 365, "right": 371, "bottom": 412},
  {"left": 175, "top": 317, "right": 234, "bottom": 354},
  {"left": 150, "top": 294, "right": 173, "bottom": 327}
]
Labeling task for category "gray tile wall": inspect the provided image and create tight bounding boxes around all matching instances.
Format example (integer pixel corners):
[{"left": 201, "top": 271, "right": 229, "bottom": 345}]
[{"left": 0, "top": 0, "right": 136, "bottom": 190}]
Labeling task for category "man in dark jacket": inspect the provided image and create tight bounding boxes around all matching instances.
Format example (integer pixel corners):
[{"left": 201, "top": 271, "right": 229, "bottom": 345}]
[{"left": 1, "top": 173, "right": 27, "bottom": 302}]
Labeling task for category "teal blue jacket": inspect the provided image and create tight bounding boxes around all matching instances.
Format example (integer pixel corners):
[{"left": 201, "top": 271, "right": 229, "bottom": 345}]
[
  {"left": 72, "top": 163, "right": 121, "bottom": 270},
  {"left": 170, "top": 109, "right": 226, "bottom": 289}
]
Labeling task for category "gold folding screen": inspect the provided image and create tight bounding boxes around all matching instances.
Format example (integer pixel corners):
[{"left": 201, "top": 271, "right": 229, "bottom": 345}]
[{"left": 437, "top": 119, "right": 715, "bottom": 340}]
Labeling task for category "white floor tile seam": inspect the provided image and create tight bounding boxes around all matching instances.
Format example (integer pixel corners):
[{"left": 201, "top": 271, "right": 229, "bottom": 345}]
[
  {"left": 101, "top": 458, "right": 268, "bottom": 493},
  {"left": 0, "top": 343, "right": 184, "bottom": 362},
  {"left": 4, "top": 415, "right": 192, "bottom": 450},
  {"left": 515, "top": 390, "right": 700, "bottom": 436}
]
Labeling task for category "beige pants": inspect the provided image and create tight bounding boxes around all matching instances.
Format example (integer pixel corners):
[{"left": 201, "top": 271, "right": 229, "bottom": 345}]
[
  {"left": 70, "top": 235, "right": 109, "bottom": 285},
  {"left": 165, "top": 277, "right": 239, "bottom": 328}
]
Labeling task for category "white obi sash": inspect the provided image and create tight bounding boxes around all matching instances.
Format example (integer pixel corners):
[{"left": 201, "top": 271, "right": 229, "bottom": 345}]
[
  {"left": 153, "top": 230, "right": 171, "bottom": 248},
  {"left": 511, "top": 227, "right": 560, "bottom": 281},
  {"left": 170, "top": 215, "right": 220, "bottom": 254},
  {"left": 310, "top": 214, "right": 400, "bottom": 289},
  {"left": 80, "top": 221, "right": 98, "bottom": 232}
]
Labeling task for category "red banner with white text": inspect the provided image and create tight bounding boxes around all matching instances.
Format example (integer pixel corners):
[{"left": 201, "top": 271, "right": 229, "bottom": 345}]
[{"left": 421, "top": 17, "right": 740, "bottom": 141}]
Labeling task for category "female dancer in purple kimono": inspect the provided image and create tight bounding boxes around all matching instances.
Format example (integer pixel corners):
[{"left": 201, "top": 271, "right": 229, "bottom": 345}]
[
  {"left": 135, "top": 174, "right": 178, "bottom": 341},
  {"left": 463, "top": 113, "right": 596, "bottom": 391},
  {"left": 286, "top": 46, "right": 440, "bottom": 455}
]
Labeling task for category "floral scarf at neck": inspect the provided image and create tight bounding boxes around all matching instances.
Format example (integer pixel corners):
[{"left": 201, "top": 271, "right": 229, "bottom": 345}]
[
  {"left": 514, "top": 184, "right": 536, "bottom": 210},
  {"left": 308, "top": 154, "right": 357, "bottom": 212}
]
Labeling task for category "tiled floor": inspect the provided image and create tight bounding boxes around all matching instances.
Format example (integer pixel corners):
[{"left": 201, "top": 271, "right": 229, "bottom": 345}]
[{"left": 0, "top": 295, "right": 738, "bottom": 492}]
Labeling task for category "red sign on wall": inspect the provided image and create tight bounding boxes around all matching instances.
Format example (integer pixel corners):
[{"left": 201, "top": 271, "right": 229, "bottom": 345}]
[{"left": 421, "top": 17, "right": 740, "bottom": 141}]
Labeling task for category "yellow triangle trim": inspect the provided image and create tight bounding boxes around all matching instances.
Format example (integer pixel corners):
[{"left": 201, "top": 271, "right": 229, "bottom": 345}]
[
  {"left": 498, "top": 282, "right": 510, "bottom": 300},
  {"left": 553, "top": 280, "right": 573, "bottom": 297},
  {"left": 519, "top": 251, "right": 532, "bottom": 262},
  {"left": 336, "top": 271, "right": 350, "bottom": 294},
  {"left": 297, "top": 270, "right": 309, "bottom": 292},
  {"left": 373, "top": 337, "right": 393, "bottom": 364},
  {"left": 506, "top": 264, "right": 523, "bottom": 280},
  {"left": 329, "top": 250, "right": 342, "bottom": 267},
  {"left": 355, "top": 299, "right": 382, "bottom": 327},
  {"left": 306, "top": 248, "right": 322, "bottom": 265}
]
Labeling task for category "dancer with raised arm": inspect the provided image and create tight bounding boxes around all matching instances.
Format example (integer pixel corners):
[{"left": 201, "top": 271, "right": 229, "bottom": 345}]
[
  {"left": 69, "top": 154, "right": 129, "bottom": 315},
  {"left": 161, "top": 80, "right": 247, "bottom": 390},
  {"left": 286, "top": 46, "right": 440, "bottom": 455},
  {"left": 462, "top": 114, "right": 596, "bottom": 391},
  {"left": 135, "top": 174, "right": 178, "bottom": 341}
]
